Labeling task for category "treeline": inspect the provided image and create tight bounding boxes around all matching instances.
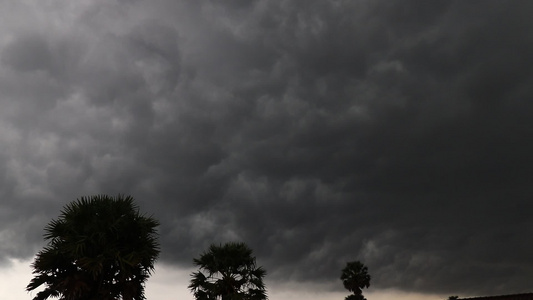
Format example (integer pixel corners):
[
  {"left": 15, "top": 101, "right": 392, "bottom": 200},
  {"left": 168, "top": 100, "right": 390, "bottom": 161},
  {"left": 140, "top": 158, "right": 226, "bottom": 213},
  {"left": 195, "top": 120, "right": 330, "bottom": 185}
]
[{"left": 26, "top": 194, "right": 371, "bottom": 300}]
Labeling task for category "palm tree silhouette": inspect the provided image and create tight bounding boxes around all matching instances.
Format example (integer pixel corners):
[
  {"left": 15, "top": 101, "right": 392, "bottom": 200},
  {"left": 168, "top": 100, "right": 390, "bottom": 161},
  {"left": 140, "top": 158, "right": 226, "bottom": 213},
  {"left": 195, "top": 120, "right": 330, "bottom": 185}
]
[
  {"left": 189, "top": 242, "right": 267, "bottom": 300},
  {"left": 340, "top": 261, "right": 371, "bottom": 300},
  {"left": 27, "top": 195, "right": 160, "bottom": 300}
]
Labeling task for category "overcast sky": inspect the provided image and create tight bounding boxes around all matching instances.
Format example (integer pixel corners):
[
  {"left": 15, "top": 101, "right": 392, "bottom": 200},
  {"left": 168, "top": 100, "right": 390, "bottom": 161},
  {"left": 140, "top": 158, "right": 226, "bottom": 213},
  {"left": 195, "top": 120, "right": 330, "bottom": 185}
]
[{"left": 0, "top": 1, "right": 532, "bottom": 299}]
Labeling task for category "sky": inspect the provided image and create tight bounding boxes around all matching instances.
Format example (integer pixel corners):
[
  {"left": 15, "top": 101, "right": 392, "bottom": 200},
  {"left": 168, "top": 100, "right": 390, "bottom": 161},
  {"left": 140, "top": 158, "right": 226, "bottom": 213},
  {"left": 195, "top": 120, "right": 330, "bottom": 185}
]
[{"left": 0, "top": 0, "right": 532, "bottom": 299}]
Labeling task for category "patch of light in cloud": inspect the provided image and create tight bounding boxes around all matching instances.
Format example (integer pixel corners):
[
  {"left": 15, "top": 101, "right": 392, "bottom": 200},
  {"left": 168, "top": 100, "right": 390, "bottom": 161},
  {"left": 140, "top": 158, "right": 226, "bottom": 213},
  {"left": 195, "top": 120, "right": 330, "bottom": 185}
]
[{"left": 0, "top": 258, "right": 38, "bottom": 299}]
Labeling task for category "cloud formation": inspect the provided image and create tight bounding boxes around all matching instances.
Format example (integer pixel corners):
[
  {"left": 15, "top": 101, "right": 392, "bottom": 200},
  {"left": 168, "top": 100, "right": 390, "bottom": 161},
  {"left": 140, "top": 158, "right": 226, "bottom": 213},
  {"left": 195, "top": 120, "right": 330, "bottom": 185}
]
[{"left": 0, "top": 0, "right": 532, "bottom": 297}]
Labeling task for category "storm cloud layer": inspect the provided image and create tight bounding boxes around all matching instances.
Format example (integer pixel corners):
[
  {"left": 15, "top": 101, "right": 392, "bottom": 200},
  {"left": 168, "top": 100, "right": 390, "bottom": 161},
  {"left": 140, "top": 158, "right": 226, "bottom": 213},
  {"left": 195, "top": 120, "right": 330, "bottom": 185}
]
[{"left": 0, "top": 0, "right": 532, "bottom": 297}]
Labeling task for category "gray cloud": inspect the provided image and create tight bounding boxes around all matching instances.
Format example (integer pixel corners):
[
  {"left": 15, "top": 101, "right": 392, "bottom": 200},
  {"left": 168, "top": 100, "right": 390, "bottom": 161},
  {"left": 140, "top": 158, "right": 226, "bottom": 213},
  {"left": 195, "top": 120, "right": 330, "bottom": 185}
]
[{"left": 0, "top": 0, "right": 532, "bottom": 297}]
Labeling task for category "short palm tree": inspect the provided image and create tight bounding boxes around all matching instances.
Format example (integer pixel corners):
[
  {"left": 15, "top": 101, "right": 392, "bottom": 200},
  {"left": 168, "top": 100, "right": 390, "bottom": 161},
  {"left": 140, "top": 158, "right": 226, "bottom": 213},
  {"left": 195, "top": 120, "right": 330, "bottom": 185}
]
[
  {"left": 340, "top": 261, "right": 371, "bottom": 300},
  {"left": 189, "top": 242, "right": 267, "bottom": 300},
  {"left": 27, "top": 194, "right": 160, "bottom": 300}
]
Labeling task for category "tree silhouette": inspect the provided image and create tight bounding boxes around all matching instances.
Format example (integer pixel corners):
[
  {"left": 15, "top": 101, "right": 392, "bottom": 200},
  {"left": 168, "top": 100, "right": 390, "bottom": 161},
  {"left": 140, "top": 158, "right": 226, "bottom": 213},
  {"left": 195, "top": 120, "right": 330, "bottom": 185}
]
[
  {"left": 340, "top": 261, "right": 371, "bottom": 300},
  {"left": 27, "top": 194, "right": 160, "bottom": 300},
  {"left": 189, "top": 242, "right": 267, "bottom": 300}
]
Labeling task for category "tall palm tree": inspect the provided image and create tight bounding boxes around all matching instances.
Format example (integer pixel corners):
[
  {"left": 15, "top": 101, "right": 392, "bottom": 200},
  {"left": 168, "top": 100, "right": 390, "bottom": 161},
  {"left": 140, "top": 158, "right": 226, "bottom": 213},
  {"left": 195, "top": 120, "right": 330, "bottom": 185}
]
[
  {"left": 27, "top": 194, "right": 160, "bottom": 300},
  {"left": 340, "top": 261, "right": 371, "bottom": 300},
  {"left": 189, "top": 242, "right": 267, "bottom": 300}
]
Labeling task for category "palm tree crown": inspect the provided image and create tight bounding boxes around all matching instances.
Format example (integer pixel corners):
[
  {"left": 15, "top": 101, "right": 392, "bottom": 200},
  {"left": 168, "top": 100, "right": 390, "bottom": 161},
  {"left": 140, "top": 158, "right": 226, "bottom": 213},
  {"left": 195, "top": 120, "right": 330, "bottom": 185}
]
[
  {"left": 27, "top": 194, "right": 160, "bottom": 300},
  {"left": 189, "top": 242, "right": 267, "bottom": 300},
  {"left": 340, "top": 261, "right": 371, "bottom": 300}
]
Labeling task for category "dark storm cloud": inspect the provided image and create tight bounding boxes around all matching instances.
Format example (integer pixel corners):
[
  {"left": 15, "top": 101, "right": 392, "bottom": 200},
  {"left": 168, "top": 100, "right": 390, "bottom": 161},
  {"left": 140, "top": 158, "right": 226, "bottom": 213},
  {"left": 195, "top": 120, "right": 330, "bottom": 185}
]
[{"left": 1, "top": 0, "right": 532, "bottom": 296}]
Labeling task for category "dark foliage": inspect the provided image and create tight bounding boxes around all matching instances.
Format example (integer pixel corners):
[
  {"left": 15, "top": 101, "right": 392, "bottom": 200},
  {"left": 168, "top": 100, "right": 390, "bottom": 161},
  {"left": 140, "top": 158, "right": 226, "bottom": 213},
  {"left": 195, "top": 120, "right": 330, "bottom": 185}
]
[
  {"left": 189, "top": 242, "right": 267, "bottom": 300},
  {"left": 27, "top": 195, "right": 160, "bottom": 300},
  {"left": 340, "top": 261, "right": 371, "bottom": 300}
]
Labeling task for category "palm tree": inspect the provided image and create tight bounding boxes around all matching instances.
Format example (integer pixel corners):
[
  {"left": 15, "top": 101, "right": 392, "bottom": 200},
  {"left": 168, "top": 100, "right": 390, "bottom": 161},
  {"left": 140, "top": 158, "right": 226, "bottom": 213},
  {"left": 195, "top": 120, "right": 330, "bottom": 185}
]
[
  {"left": 189, "top": 242, "right": 267, "bottom": 300},
  {"left": 27, "top": 194, "right": 160, "bottom": 300},
  {"left": 340, "top": 261, "right": 371, "bottom": 300}
]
